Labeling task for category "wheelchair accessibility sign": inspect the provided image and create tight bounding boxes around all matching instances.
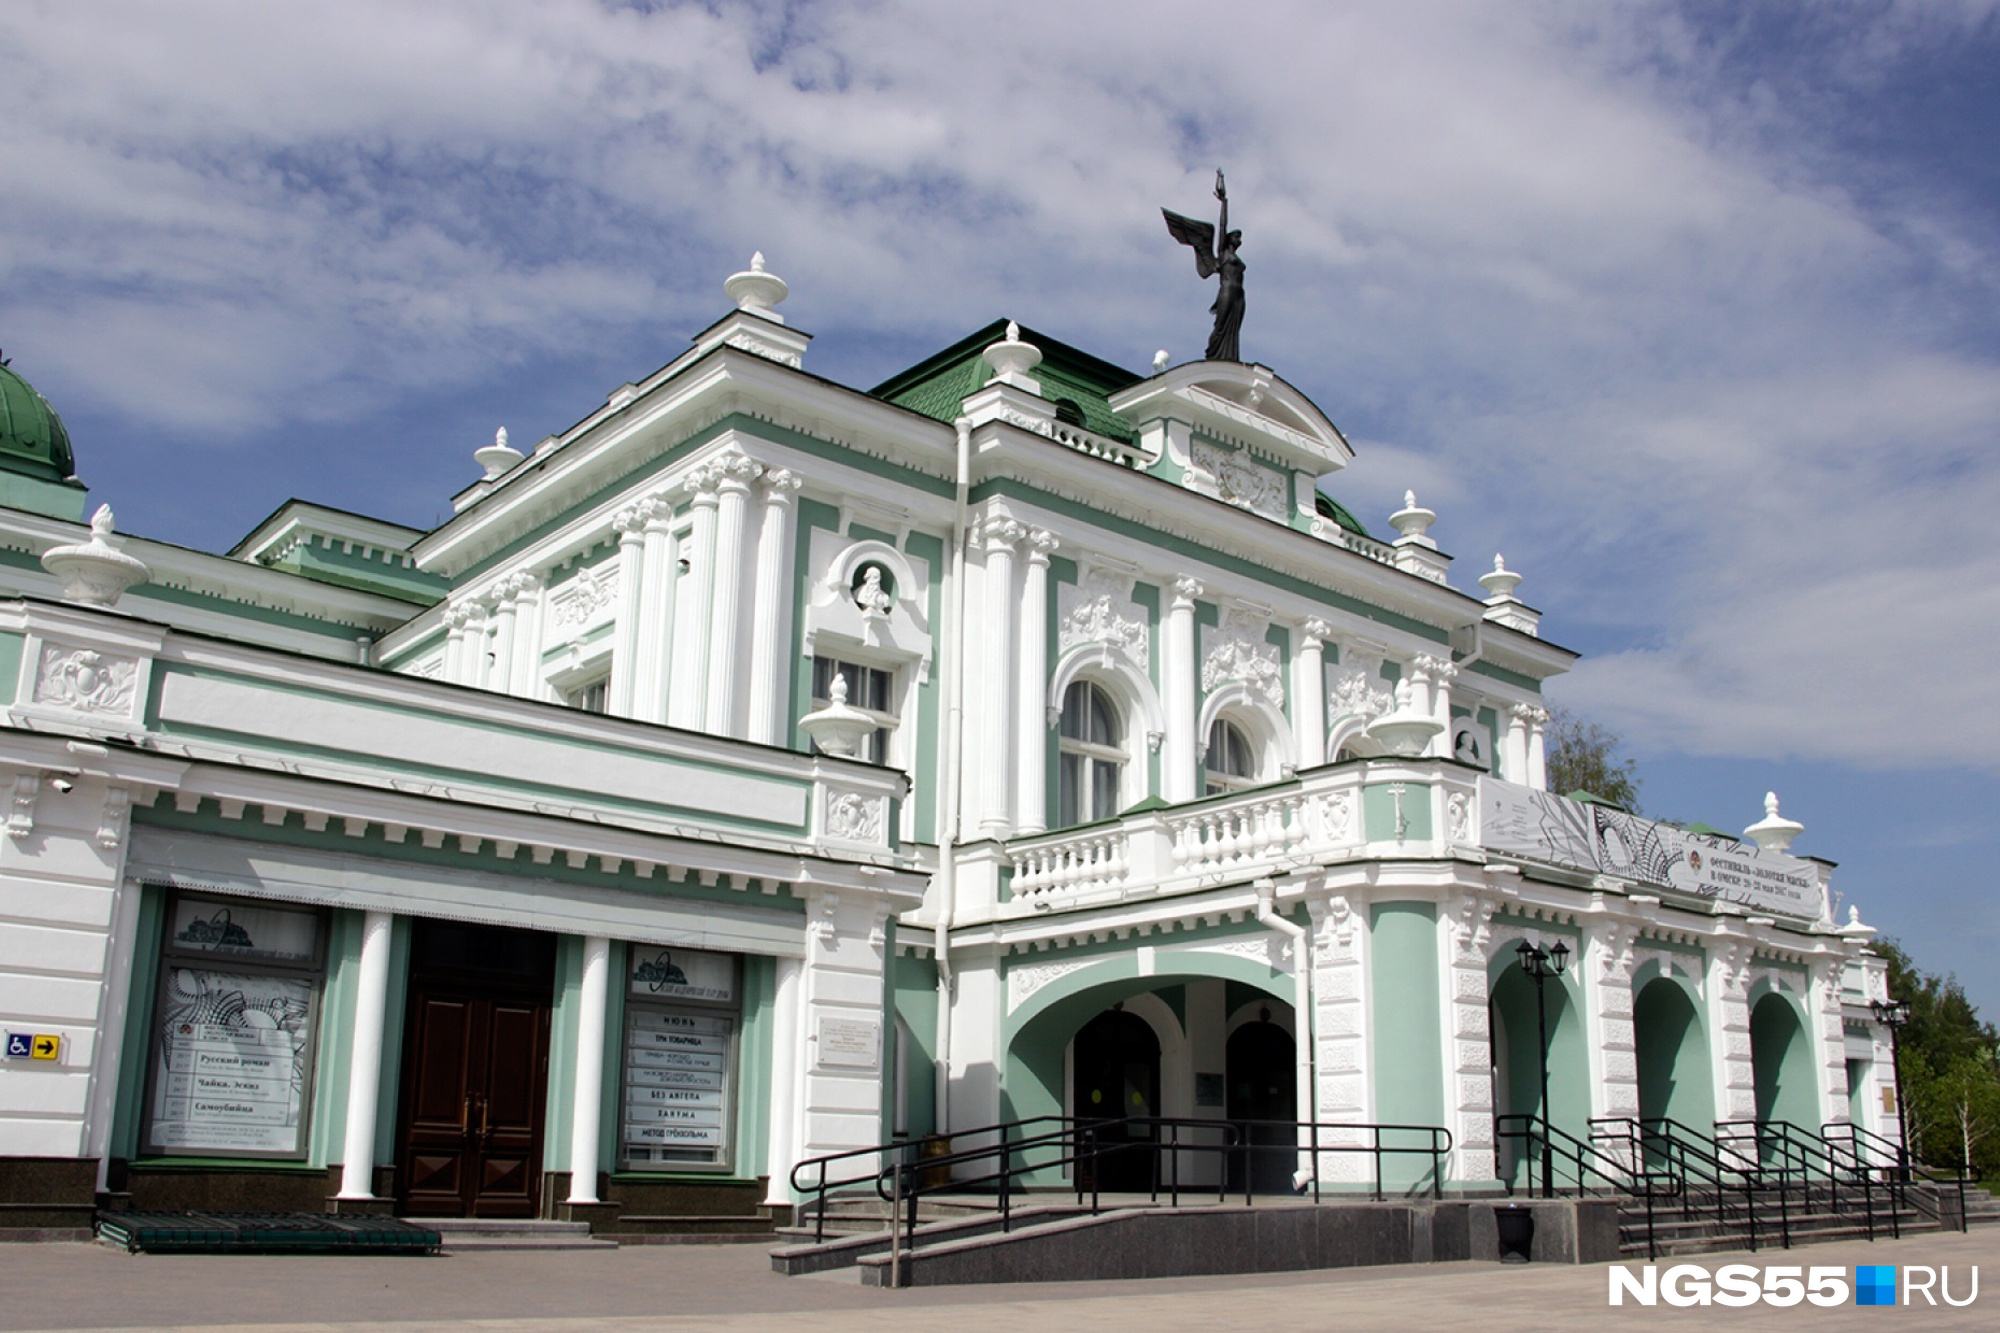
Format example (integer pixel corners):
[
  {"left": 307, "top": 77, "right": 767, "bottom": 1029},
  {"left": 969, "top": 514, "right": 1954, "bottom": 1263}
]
[{"left": 4, "top": 1032, "right": 59, "bottom": 1060}]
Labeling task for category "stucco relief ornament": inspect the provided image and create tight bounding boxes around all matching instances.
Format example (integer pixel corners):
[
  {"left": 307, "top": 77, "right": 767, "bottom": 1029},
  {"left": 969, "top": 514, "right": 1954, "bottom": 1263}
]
[
  {"left": 1201, "top": 609, "right": 1284, "bottom": 708},
  {"left": 553, "top": 564, "right": 614, "bottom": 628},
  {"left": 1192, "top": 441, "right": 1287, "bottom": 521},
  {"left": 40, "top": 506, "right": 150, "bottom": 608},
  {"left": 1057, "top": 569, "right": 1148, "bottom": 670},
  {"left": 35, "top": 646, "right": 138, "bottom": 715},
  {"left": 824, "top": 789, "right": 883, "bottom": 843},
  {"left": 852, "top": 566, "right": 894, "bottom": 617}
]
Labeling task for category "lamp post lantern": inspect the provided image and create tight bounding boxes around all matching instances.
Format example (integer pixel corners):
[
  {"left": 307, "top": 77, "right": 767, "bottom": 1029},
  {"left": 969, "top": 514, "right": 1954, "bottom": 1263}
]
[
  {"left": 1517, "top": 938, "right": 1570, "bottom": 1198},
  {"left": 1871, "top": 998, "right": 1912, "bottom": 1177}
]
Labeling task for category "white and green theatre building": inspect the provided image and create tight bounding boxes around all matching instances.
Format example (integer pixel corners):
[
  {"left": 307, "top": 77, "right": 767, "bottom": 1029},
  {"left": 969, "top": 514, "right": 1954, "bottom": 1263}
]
[{"left": 0, "top": 260, "right": 1902, "bottom": 1236}]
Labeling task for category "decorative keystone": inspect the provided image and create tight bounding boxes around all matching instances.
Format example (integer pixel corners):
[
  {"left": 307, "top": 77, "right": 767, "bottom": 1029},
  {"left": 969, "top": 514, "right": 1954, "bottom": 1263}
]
[
  {"left": 475, "top": 426, "right": 525, "bottom": 480},
  {"left": 1743, "top": 791, "right": 1805, "bottom": 852},
  {"left": 42, "top": 505, "right": 150, "bottom": 608},
  {"left": 1388, "top": 490, "right": 1437, "bottom": 548},
  {"left": 724, "top": 251, "right": 790, "bottom": 324},
  {"left": 798, "top": 673, "right": 877, "bottom": 758},
  {"left": 1479, "top": 554, "right": 1523, "bottom": 603},
  {"left": 982, "top": 320, "right": 1044, "bottom": 393}
]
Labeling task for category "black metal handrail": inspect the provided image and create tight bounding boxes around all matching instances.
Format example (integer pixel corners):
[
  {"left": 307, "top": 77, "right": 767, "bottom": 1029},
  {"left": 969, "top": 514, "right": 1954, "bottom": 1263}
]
[
  {"left": 1640, "top": 1118, "right": 1777, "bottom": 1251},
  {"left": 1823, "top": 1120, "right": 1970, "bottom": 1233}
]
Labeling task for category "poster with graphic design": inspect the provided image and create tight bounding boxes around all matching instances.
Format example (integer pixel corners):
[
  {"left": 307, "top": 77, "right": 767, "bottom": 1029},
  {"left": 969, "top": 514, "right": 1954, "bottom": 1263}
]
[
  {"left": 1477, "top": 778, "right": 1823, "bottom": 920},
  {"left": 627, "top": 945, "right": 734, "bottom": 1004},
  {"left": 148, "top": 967, "right": 313, "bottom": 1153}
]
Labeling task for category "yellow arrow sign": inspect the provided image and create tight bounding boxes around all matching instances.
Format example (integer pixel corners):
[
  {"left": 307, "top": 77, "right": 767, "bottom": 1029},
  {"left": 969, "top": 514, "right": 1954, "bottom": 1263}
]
[{"left": 30, "top": 1035, "right": 58, "bottom": 1061}]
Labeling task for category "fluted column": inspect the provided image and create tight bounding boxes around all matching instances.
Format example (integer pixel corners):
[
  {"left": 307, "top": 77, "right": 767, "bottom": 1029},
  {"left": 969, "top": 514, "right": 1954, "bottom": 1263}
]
[
  {"left": 762, "top": 955, "right": 804, "bottom": 1207},
  {"left": 487, "top": 582, "right": 518, "bottom": 694},
  {"left": 1163, "top": 577, "right": 1203, "bottom": 802},
  {"left": 1014, "top": 529, "right": 1058, "bottom": 834},
  {"left": 1412, "top": 653, "right": 1455, "bottom": 759},
  {"left": 510, "top": 573, "right": 545, "bottom": 699},
  {"left": 707, "top": 451, "right": 764, "bottom": 736},
  {"left": 566, "top": 935, "right": 612, "bottom": 1204},
  {"left": 1525, "top": 705, "right": 1549, "bottom": 789},
  {"left": 1505, "top": 703, "right": 1534, "bottom": 785},
  {"left": 747, "top": 469, "right": 802, "bottom": 746},
  {"left": 441, "top": 605, "right": 469, "bottom": 684},
  {"left": 635, "top": 497, "right": 675, "bottom": 723},
  {"left": 1295, "top": 618, "right": 1331, "bottom": 769},
  {"left": 608, "top": 507, "right": 646, "bottom": 717},
  {"left": 978, "top": 519, "right": 1024, "bottom": 835},
  {"left": 671, "top": 472, "right": 720, "bottom": 728}
]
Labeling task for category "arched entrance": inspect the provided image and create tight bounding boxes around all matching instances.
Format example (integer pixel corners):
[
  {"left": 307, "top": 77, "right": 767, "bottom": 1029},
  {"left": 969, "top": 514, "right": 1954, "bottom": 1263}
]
[
  {"left": 1226, "top": 1019, "right": 1295, "bottom": 1193},
  {"left": 1489, "top": 954, "right": 1589, "bottom": 1188},
  {"left": 1073, "top": 1007, "right": 1161, "bottom": 1192},
  {"left": 1751, "top": 991, "right": 1817, "bottom": 1128},
  {"left": 1634, "top": 976, "right": 1713, "bottom": 1134}
]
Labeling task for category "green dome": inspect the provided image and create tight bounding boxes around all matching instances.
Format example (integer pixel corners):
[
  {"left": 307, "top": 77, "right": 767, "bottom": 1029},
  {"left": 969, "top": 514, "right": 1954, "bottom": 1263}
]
[{"left": 0, "top": 357, "right": 77, "bottom": 483}]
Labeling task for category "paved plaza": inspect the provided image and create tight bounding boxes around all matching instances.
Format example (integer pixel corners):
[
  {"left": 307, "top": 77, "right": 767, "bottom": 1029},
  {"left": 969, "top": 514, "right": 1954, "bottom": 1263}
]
[{"left": 0, "top": 1228, "right": 1994, "bottom": 1333}]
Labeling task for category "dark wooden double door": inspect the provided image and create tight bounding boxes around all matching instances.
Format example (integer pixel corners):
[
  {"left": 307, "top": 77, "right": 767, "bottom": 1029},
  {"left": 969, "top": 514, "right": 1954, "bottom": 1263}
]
[{"left": 396, "top": 921, "right": 556, "bottom": 1218}]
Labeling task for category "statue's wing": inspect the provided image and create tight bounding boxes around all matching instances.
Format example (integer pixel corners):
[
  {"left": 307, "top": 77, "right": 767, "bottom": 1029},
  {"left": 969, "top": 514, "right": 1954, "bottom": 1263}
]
[{"left": 1161, "top": 208, "right": 1219, "bottom": 278}]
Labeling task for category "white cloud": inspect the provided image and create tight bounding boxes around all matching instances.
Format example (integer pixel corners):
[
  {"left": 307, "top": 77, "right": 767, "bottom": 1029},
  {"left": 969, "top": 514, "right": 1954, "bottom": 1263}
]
[{"left": 3, "top": 1, "right": 1999, "bottom": 770}]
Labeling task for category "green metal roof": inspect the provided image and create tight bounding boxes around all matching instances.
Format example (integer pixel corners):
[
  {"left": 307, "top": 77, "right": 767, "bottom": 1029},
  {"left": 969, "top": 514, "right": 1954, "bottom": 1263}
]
[
  {"left": 0, "top": 357, "right": 76, "bottom": 483},
  {"left": 870, "top": 320, "right": 1142, "bottom": 443},
  {"left": 1314, "top": 490, "right": 1372, "bottom": 539}
]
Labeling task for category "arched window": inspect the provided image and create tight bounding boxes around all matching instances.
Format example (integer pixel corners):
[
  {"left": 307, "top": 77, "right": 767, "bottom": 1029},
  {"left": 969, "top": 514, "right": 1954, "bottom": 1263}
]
[
  {"left": 1058, "top": 680, "right": 1124, "bottom": 826},
  {"left": 1204, "top": 717, "right": 1257, "bottom": 796}
]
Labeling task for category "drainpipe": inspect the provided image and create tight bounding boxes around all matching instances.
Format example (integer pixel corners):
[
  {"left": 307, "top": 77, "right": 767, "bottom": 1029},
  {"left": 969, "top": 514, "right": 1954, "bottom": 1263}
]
[
  {"left": 932, "top": 416, "right": 973, "bottom": 1133},
  {"left": 1255, "top": 878, "right": 1316, "bottom": 1190}
]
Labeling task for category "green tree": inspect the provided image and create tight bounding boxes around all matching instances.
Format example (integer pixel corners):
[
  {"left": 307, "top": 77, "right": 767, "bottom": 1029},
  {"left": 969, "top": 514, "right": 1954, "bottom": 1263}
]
[
  {"left": 1544, "top": 703, "right": 1643, "bottom": 813},
  {"left": 1872, "top": 938, "right": 2000, "bottom": 1176}
]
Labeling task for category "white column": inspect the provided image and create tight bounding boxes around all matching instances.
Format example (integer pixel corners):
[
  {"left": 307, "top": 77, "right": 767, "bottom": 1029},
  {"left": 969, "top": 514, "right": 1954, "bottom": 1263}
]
[
  {"left": 672, "top": 472, "right": 720, "bottom": 729},
  {"left": 1586, "top": 920, "right": 1640, "bottom": 1126},
  {"left": 1810, "top": 959, "right": 1852, "bottom": 1128},
  {"left": 978, "top": 520, "right": 1023, "bottom": 835},
  {"left": 1308, "top": 891, "right": 1371, "bottom": 1183},
  {"left": 510, "top": 573, "right": 545, "bottom": 699},
  {"left": 441, "top": 606, "right": 467, "bottom": 684},
  {"left": 763, "top": 955, "right": 804, "bottom": 1207},
  {"left": 567, "top": 935, "right": 612, "bottom": 1204},
  {"left": 1525, "top": 705, "right": 1549, "bottom": 789},
  {"left": 1163, "top": 577, "right": 1203, "bottom": 802},
  {"left": 1014, "top": 529, "right": 1057, "bottom": 835},
  {"left": 748, "top": 470, "right": 802, "bottom": 746},
  {"left": 463, "top": 606, "right": 492, "bottom": 689},
  {"left": 1413, "top": 654, "right": 1454, "bottom": 759},
  {"left": 337, "top": 910, "right": 395, "bottom": 1200},
  {"left": 1295, "top": 618, "right": 1330, "bottom": 769},
  {"left": 1707, "top": 940, "right": 1758, "bottom": 1123},
  {"left": 707, "top": 452, "right": 764, "bottom": 736},
  {"left": 635, "top": 497, "right": 674, "bottom": 723},
  {"left": 608, "top": 508, "right": 646, "bottom": 717},
  {"left": 487, "top": 583, "right": 517, "bottom": 694},
  {"left": 1504, "top": 704, "right": 1534, "bottom": 785},
  {"left": 1442, "top": 892, "right": 1499, "bottom": 1183}
]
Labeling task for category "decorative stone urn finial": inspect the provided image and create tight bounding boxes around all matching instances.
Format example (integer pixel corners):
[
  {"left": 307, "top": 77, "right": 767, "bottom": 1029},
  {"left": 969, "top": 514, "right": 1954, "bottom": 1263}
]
[
  {"left": 1743, "top": 790, "right": 1805, "bottom": 852},
  {"left": 1480, "top": 554, "right": 1523, "bottom": 603},
  {"left": 798, "top": 673, "right": 878, "bottom": 758},
  {"left": 1365, "top": 676, "right": 1444, "bottom": 757},
  {"left": 475, "top": 426, "right": 525, "bottom": 481},
  {"left": 1153, "top": 349, "right": 1171, "bottom": 374},
  {"left": 41, "top": 504, "right": 150, "bottom": 608},
  {"left": 724, "top": 251, "right": 790, "bottom": 324},
  {"left": 1388, "top": 491, "right": 1437, "bottom": 548},
  {"left": 981, "top": 320, "right": 1044, "bottom": 393}
]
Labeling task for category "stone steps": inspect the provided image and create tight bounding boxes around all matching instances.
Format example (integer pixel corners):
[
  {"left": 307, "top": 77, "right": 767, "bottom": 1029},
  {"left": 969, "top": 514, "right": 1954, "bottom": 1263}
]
[{"left": 422, "top": 1218, "right": 617, "bottom": 1251}]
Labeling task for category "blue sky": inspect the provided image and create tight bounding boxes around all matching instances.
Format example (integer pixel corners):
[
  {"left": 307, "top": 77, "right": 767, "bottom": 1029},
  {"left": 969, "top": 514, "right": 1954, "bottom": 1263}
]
[{"left": 3, "top": 0, "right": 1997, "bottom": 1010}]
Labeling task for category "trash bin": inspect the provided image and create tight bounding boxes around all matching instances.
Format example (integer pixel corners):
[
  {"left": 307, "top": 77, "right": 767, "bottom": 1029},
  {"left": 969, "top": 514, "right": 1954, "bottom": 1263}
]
[
  {"left": 920, "top": 1135, "right": 953, "bottom": 1189},
  {"left": 1495, "top": 1204, "right": 1535, "bottom": 1264}
]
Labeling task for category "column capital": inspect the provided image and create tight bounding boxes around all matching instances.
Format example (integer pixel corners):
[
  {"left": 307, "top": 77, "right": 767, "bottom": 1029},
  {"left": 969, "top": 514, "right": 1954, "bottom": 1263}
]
[
  {"left": 982, "top": 518, "right": 1027, "bottom": 552},
  {"left": 1412, "top": 652, "right": 1456, "bottom": 683},
  {"left": 1024, "top": 528, "right": 1060, "bottom": 564},
  {"left": 1171, "top": 576, "right": 1204, "bottom": 609},
  {"left": 761, "top": 467, "right": 803, "bottom": 504},
  {"left": 1512, "top": 702, "right": 1550, "bottom": 727},
  {"left": 1298, "top": 616, "right": 1333, "bottom": 649}
]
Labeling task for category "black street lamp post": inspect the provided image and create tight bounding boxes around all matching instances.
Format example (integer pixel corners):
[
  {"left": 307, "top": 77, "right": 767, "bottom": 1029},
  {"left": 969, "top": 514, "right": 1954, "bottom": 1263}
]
[
  {"left": 1871, "top": 998, "right": 1912, "bottom": 1178},
  {"left": 1517, "top": 938, "right": 1570, "bottom": 1198}
]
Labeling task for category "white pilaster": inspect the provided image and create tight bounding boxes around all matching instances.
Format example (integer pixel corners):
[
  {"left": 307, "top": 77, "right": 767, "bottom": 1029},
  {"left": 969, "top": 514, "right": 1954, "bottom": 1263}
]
[
  {"left": 1585, "top": 918, "right": 1640, "bottom": 1126},
  {"left": 706, "top": 451, "right": 763, "bottom": 736},
  {"left": 635, "top": 498, "right": 675, "bottom": 723},
  {"left": 1505, "top": 704, "right": 1534, "bottom": 786},
  {"left": 1163, "top": 578, "right": 1203, "bottom": 802},
  {"left": 1707, "top": 940, "right": 1757, "bottom": 1124},
  {"left": 1525, "top": 706, "right": 1549, "bottom": 790},
  {"left": 1295, "top": 619, "right": 1330, "bottom": 768},
  {"left": 1810, "top": 959, "right": 1851, "bottom": 1127},
  {"left": 796, "top": 893, "right": 892, "bottom": 1164},
  {"left": 608, "top": 508, "right": 646, "bottom": 717},
  {"left": 978, "top": 520, "right": 1023, "bottom": 836},
  {"left": 1014, "top": 529, "right": 1057, "bottom": 835},
  {"left": 337, "top": 909, "right": 395, "bottom": 1199},
  {"left": 1413, "top": 654, "right": 1455, "bottom": 759},
  {"left": 672, "top": 475, "right": 720, "bottom": 729},
  {"left": 510, "top": 573, "right": 545, "bottom": 699},
  {"left": 763, "top": 954, "right": 804, "bottom": 1206},
  {"left": 441, "top": 605, "right": 468, "bottom": 685},
  {"left": 567, "top": 935, "right": 611, "bottom": 1204},
  {"left": 1440, "top": 891, "right": 1500, "bottom": 1181},
  {"left": 747, "top": 470, "right": 802, "bottom": 746},
  {"left": 1308, "top": 891, "right": 1371, "bottom": 1182},
  {"left": 486, "top": 586, "right": 517, "bottom": 694}
]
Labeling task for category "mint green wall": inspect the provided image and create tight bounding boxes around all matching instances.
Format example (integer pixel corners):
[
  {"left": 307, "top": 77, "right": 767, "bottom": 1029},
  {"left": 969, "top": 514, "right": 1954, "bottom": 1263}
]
[
  {"left": 0, "top": 630, "right": 22, "bottom": 703},
  {"left": 1368, "top": 904, "right": 1444, "bottom": 1147},
  {"left": 1487, "top": 944, "right": 1590, "bottom": 1188},
  {"left": 371, "top": 916, "right": 413, "bottom": 1169},
  {"left": 110, "top": 885, "right": 167, "bottom": 1160},
  {"left": 890, "top": 944, "right": 939, "bottom": 1140},
  {"left": 1134, "top": 581, "right": 1162, "bottom": 799},
  {"left": 544, "top": 936, "right": 585, "bottom": 1171},
  {"left": 308, "top": 909, "right": 364, "bottom": 1168},
  {"left": 733, "top": 952, "right": 770, "bottom": 1181},
  {"left": 1363, "top": 783, "right": 1432, "bottom": 841},
  {"left": 1752, "top": 991, "right": 1818, "bottom": 1129},
  {"left": 1634, "top": 976, "right": 1713, "bottom": 1131},
  {"left": 906, "top": 529, "right": 946, "bottom": 843},
  {"left": 786, "top": 497, "right": 841, "bottom": 758}
]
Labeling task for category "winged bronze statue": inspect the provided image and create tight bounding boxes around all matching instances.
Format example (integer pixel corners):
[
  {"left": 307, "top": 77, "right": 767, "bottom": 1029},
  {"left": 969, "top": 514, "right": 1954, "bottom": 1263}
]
[{"left": 1161, "top": 170, "right": 1244, "bottom": 362}]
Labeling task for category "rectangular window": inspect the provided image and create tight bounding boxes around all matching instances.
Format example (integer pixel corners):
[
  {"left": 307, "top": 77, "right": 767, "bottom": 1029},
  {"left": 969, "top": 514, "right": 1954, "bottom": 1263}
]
[
  {"left": 143, "top": 893, "right": 325, "bottom": 1159},
  {"left": 619, "top": 945, "right": 740, "bottom": 1171},
  {"left": 810, "top": 656, "right": 896, "bottom": 764},
  {"left": 566, "top": 677, "right": 609, "bottom": 714}
]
